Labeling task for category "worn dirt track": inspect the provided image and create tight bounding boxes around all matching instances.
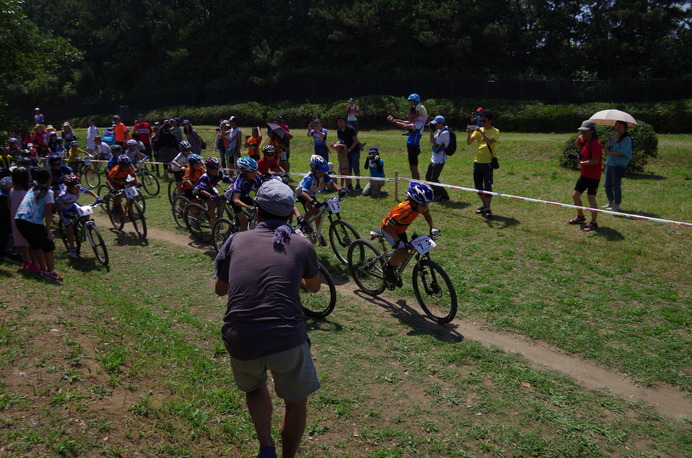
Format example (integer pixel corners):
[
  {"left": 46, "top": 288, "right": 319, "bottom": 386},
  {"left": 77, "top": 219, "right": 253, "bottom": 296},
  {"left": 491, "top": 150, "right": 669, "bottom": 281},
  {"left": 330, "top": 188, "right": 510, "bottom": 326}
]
[{"left": 95, "top": 213, "right": 691, "bottom": 419}]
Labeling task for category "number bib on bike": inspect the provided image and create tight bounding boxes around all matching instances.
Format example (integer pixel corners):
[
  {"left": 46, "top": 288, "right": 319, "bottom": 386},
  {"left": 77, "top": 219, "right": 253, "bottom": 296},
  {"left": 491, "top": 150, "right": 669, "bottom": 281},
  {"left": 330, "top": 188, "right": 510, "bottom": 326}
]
[
  {"left": 124, "top": 187, "right": 139, "bottom": 199},
  {"left": 76, "top": 205, "right": 94, "bottom": 216},
  {"left": 411, "top": 235, "right": 436, "bottom": 255},
  {"left": 326, "top": 197, "right": 341, "bottom": 214}
]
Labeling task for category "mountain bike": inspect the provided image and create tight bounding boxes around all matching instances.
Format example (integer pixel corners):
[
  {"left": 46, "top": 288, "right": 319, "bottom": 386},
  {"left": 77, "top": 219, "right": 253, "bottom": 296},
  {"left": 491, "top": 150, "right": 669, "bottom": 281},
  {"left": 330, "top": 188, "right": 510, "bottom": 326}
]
[
  {"left": 133, "top": 156, "right": 160, "bottom": 196},
  {"left": 295, "top": 189, "right": 360, "bottom": 265},
  {"left": 300, "top": 262, "right": 337, "bottom": 318},
  {"left": 103, "top": 181, "right": 147, "bottom": 239},
  {"left": 57, "top": 201, "right": 109, "bottom": 266},
  {"left": 70, "top": 158, "right": 101, "bottom": 189},
  {"left": 347, "top": 229, "right": 457, "bottom": 324},
  {"left": 210, "top": 205, "right": 257, "bottom": 252},
  {"left": 183, "top": 190, "right": 234, "bottom": 242}
]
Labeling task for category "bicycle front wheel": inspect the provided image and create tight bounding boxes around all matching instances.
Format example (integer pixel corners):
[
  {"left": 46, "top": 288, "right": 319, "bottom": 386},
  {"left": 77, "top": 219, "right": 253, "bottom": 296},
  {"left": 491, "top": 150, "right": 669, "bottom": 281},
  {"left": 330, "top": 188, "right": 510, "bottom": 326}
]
[
  {"left": 184, "top": 203, "right": 212, "bottom": 242},
  {"left": 211, "top": 217, "right": 236, "bottom": 252},
  {"left": 82, "top": 167, "right": 101, "bottom": 188},
  {"left": 104, "top": 193, "right": 124, "bottom": 230},
  {"left": 167, "top": 179, "right": 178, "bottom": 205},
  {"left": 129, "top": 201, "right": 148, "bottom": 239},
  {"left": 347, "top": 239, "right": 386, "bottom": 296},
  {"left": 412, "top": 259, "right": 458, "bottom": 324},
  {"left": 329, "top": 219, "right": 360, "bottom": 265},
  {"left": 140, "top": 172, "right": 160, "bottom": 196},
  {"left": 171, "top": 196, "right": 189, "bottom": 228},
  {"left": 300, "top": 263, "right": 336, "bottom": 318},
  {"left": 85, "top": 221, "right": 109, "bottom": 266}
]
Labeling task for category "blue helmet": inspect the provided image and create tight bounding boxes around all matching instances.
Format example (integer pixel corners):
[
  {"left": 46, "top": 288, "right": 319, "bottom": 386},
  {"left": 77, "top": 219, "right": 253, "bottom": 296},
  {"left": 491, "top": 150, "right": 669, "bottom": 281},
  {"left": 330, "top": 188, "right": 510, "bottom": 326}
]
[
  {"left": 187, "top": 154, "right": 202, "bottom": 164},
  {"left": 406, "top": 182, "right": 434, "bottom": 204},
  {"left": 48, "top": 155, "right": 62, "bottom": 165},
  {"left": 407, "top": 93, "right": 421, "bottom": 102},
  {"left": 236, "top": 157, "right": 258, "bottom": 172},
  {"left": 118, "top": 154, "right": 131, "bottom": 166},
  {"left": 310, "top": 154, "right": 329, "bottom": 172},
  {"left": 111, "top": 145, "right": 123, "bottom": 154}
]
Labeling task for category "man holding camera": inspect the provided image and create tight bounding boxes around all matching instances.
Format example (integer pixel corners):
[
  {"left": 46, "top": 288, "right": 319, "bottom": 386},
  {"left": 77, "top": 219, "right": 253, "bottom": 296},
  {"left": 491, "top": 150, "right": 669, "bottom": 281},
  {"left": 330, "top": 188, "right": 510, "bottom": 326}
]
[
  {"left": 427, "top": 116, "right": 451, "bottom": 202},
  {"left": 387, "top": 107, "right": 424, "bottom": 179},
  {"left": 466, "top": 109, "right": 500, "bottom": 218}
]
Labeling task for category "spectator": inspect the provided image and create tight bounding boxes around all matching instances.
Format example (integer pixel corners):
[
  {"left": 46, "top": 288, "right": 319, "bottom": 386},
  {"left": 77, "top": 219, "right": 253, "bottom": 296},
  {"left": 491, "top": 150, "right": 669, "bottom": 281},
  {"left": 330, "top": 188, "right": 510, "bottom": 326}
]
[
  {"left": 407, "top": 93, "right": 428, "bottom": 121},
  {"left": 157, "top": 121, "right": 179, "bottom": 179},
  {"left": 61, "top": 122, "right": 77, "bottom": 146},
  {"left": 31, "top": 124, "right": 48, "bottom": 157},
  {"left": 387, "top": 107, "right": 425, "bottom": 180},
  {"left": 307, "top": 118, "right": 328, "bottom": 161},
  {"left": 335, "top": 115, "right": 361, "bottom": 190},
  {"left": 227, "top": 116, "right": 243, "bottom": 168},
  {"left": 569, "top": 120, "right": 602, "bottom": 232},
  {"left": 92, "top": 136, "right": 111, "bottom": 171},
  {"left": 362, "top": 147, "right": 385, "bottom": 198},
  {"left": 9, "top": 167, "right": 35, "bottom": 271},
  {"left": 182, "top": 119, "right": 203, "bottom": 155},
  {"left": 346, "top": 98, "right": 360, "bottom": 132},
  {"left": 133, "top": 113, "right": 154, "bottom": 158},
  {"left": 85, "top": 118, "right": 99, "bottom": 155},
  {"left": 603, "top": 120, "right": 632, "bottom": 211},
  {"left": 332, "top": 141, "right": 349, "bottom": 188},
  {"left": 275, "top": 114, "right": 293, "bottom": 174},
  {"left": 170, "top": 117, "right": 184, "bottom": 144},
  {"left": 46, "top": 131, "right": 59, "bottom": 154},
  {"left": 5, "top": 138, "right": 22, "bottom": 157},
  {"left": 427, "top": 115, "right": 451, "bottom": 202},
  {"left": 113, "top": 115, "right": 129, "bottom": 148},
  {"left": 466, "top": 109, "right": 500, "bottom": 219},
  {"left": 216, "top": 120, "right": 230, "bottom": 168},
  {"left": 33, "top": 108, "right": 44, "bottom": 124},
  {"left": 470, "top": 107, "right": 484, "bottom": 127},
  {"left": 245, "top": 126, "right": 262, "bottom": 161},
  {"left": 214, "top": 180, "right": 321, "bottom": 458}
]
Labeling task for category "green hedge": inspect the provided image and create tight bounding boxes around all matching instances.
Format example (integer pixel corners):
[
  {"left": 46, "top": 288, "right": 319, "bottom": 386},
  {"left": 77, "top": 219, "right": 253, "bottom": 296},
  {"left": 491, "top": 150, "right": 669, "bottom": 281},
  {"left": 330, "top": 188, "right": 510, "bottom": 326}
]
[{"left": 64, "top": 97, "right": 692, "bottom": 134}]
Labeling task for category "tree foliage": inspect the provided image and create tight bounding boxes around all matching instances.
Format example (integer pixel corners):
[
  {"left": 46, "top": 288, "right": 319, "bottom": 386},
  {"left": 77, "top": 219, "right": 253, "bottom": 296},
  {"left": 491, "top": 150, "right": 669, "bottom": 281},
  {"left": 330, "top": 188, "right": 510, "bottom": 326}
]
[{"left": 5, "top": 0, "right": 691, "bottom": 107}]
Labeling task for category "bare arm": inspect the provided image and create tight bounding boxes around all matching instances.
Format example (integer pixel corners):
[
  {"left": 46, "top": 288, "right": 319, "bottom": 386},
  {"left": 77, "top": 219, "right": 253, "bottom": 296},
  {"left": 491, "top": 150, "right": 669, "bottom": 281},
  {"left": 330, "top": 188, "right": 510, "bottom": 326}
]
[
  {"left": 301, "top": 274, "right": 321, "bottom": 293},
  {"left": 215, "top": 279, "right": 228, "bottom": 296}
]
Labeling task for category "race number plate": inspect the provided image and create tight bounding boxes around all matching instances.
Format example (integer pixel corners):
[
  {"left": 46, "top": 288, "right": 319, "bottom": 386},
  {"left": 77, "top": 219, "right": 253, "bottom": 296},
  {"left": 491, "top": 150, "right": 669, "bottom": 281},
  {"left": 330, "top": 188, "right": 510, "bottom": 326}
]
[
  {"left": 411, "top": 235, "right": 436, "bottom": 255},
  {"left": 294, "top": 227, "right": 307, "bottom": 238},
  {"left": 76, "top": 205, "right": 94, "bottom": 216},
  {"left": 126, "top": 174, "right": 135, "bottom": 182},
  {"left": 326, "top": 197, "right": 341, "bottom": 214},
  {"left": 124, "top": 187, "right": 139, "bottom": 199}
]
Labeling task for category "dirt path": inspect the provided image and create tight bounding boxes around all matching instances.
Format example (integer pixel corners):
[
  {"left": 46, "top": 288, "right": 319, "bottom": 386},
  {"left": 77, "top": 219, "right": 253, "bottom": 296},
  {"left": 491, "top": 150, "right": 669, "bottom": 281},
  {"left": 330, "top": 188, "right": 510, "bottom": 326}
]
[{"left": 98, "top": 213, "right": 691, "bottom": 419}]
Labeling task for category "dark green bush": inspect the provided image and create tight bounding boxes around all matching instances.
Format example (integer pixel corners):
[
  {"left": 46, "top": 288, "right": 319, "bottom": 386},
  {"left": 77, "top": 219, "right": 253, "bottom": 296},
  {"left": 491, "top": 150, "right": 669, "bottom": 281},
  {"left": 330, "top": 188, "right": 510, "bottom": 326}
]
[{"left": 559, "top": 121, "right": 658, "bottom": 173}]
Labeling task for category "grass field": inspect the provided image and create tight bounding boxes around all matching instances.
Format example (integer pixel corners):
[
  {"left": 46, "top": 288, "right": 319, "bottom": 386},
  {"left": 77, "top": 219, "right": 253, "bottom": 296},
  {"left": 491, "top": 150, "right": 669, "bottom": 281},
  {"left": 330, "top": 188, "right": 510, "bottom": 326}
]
[{"left": 0, "top": 127, "right": 689, "bottom": 456}]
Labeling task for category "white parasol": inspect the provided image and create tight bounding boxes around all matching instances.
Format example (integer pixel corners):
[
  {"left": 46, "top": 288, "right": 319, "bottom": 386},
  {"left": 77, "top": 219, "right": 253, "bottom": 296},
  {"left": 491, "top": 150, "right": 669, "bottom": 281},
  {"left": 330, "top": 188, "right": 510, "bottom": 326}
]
[{"left": 589, "top": 109, "right": 638, "bottom": 127}]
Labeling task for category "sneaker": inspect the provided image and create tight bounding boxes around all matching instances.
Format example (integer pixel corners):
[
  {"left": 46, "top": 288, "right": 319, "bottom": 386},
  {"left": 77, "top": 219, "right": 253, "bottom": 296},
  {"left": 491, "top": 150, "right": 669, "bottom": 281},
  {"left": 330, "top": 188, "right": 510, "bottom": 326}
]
[
  {"left": 28, "top": 263, "right": 42, "bottom": 274},
  {"left": 20, "top": 261, "right": 32, "bottom": 271},
  {"left": 476, "top": 205, "right": 488, "bottom": 214},
  {"left": 602, "top": 202, "right": 613, "bottom": 209},
  {"left": 610, "top": 204, "right": 621, "bottom": 211},
  {"left": 482, "top": 209, "right": 493, "bottom": 219},
  {"left": 41, "top": 270, "right": 64, "bottom": 282},
  {"left": 68, "top": 248, "right": 78, "bottom": 259},
  {"left": 355, "top": 184, "right": 362, "bottom": 191}
]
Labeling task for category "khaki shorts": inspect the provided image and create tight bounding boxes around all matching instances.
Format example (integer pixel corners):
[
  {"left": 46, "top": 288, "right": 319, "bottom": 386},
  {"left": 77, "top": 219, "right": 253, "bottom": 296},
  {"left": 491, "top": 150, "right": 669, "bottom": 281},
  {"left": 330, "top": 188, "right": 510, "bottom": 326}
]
[{"left": 230, "top": 341, "right": 320, "bottom": 401}]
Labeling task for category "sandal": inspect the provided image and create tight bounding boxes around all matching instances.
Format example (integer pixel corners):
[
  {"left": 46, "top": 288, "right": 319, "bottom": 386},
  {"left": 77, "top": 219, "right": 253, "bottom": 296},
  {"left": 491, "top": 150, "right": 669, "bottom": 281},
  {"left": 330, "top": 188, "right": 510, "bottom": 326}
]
[
  {"left": 568, "top": 215, "right": 586, "bottom": 224},
  {"left": 582, "top": 222, "right": 598, "bottom": 232}
]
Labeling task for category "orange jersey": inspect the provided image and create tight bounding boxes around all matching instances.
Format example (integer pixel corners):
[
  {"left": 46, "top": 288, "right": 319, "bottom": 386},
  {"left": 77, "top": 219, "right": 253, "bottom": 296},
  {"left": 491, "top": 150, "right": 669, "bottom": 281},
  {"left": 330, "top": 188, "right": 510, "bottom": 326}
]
[
  {"left": 381, "top": 200, "right": 428, "bottom": 235},
  {"left": 107, "top": 165, "right": 135, "bottom": 187},
  {"left": 182, "top": 166, "right": 206, "bottom": 190},
  {"left": 114, "top": 122, "right": 128, "bottom": 142},
  {"left": 245, "top": 136, "right": 260, "bottom": 156}
]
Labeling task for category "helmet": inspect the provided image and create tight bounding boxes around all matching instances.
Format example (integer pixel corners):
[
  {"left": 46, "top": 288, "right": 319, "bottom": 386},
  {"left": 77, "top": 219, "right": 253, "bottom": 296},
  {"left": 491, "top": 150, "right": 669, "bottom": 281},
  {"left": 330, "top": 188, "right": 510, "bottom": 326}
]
[
  {"left": 63, "top": 175, "right": 81, "bottom": 187},
  {"left": 406, "top": 182, "right": 434, "bottom": 204},
  {"left": 262, "top": 144, "right": 275, "bottom": 155},
  {"left": 407, "top": 93, "right": 421, "bottom": 102},
  {"left": 69, "top": 141, "right": 78, "bottom": 147},
  {"left": 126, "top": 139, "right": 137, "bottom": 146},
  {"left": 236, "top": 157, "right": 258, "bottom": 172},
  {"left": 179, "top": 140, "right": 191, "bottom": 150},
  {"left": 48, "top": 155, "right": 62, "bottom": 165},
  {"left": 7, "top": 137, "right": 18, "bottom": 144},
  {"left": 205, "top": 156, "right": 220, "bottom": 169},
  {"left": 56, "top": 136, "right": 63, "bottom": 142},
  {"left": 309, "top": 154, "right": 329, "bottom": 172},
  {"left": 187, "top": 154, "right": 202, "bottom": 164},
  {"left": 111, "top": 145, "right": 123, "bottom": 154},
  {"left": 118, "top": 154, "right": 131, "bottom": 166}
]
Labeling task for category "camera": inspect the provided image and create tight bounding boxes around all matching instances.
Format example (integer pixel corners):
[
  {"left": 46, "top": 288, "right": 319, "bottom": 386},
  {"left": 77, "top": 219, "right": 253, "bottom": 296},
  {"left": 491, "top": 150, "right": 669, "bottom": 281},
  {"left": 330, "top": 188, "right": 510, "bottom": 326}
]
[
  {"left": 572, "top": 152, "right": 583, "bottom": 161},
  {"left": 467, "top": 125, "right": 476, "bottom": 132}
]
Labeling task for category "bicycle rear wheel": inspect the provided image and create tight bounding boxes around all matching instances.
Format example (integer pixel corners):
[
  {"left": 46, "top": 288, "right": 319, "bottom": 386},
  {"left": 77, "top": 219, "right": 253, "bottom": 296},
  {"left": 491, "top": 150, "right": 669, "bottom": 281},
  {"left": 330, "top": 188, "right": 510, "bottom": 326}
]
[
  {"left": 184, "top": 203, "right": 212, "bottom": 242},
  {"left": 104, "top": 193, "right": 124, "bottom": 230},
  {"left": 329, "top": 219, "right": 360, "bottom": 265},
  {"left": 211, "top": 217, "right": 236, "bottom": 252},
  {"left": 300, "top": 263, "right": 336, "bottom": 318},
  {"left": 171, "top": 196, "right": 189, "bottom": 228},
  {"left": 85, "top": 221, "right": 109, "bottom": 266},
  {"left": 167, "top": 179, "right": 178, "bottom": 205},
  {"left": 81, "top": 167, "right": 101, "bottom": 188},
  {"left": 140, "top": 171, "right": 160, "bottom": 196},
  {"left": 412, "top": 259, "right": 458, "bottom": 324},
  {"left": 347, "top": 239, "right": 386, "bottom": 296},
  {"left": 129, "top": 201, "right": 147, "bottom": 239}
]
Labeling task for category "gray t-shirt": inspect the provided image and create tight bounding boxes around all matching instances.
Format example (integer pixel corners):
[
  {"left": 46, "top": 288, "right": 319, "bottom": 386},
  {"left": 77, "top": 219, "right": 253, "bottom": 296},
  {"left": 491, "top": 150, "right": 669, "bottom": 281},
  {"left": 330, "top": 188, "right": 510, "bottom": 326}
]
[{"left": 219, "top": 224, "right": 319, "bottom": 360}]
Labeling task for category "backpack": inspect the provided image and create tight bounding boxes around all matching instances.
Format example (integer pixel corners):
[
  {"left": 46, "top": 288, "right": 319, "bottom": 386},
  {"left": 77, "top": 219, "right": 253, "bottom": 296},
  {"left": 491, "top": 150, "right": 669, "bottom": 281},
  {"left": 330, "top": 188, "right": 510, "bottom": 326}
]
[{"left": 444, "top": 128, "right": 457, "bottom": 156}]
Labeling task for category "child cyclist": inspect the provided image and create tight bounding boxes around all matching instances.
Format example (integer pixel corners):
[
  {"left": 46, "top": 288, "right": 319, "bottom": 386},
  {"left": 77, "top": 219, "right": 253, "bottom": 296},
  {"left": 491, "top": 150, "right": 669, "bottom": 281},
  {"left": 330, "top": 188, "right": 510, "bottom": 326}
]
[
  {"left": 181, "top": 154, "right": 205, "bottom": 200},
  {"left": 47, "top": 155, "right": 74, "bottom": 191},
  {"left": 297, "top": 155, "right": 345, "bottom": 245},
  {"left": 194, "top": 156, "right": 232, "bottom": 222},
  {"left": 381, "top": 182, "right": 439, "bottom": 285},
  {"left": 106, "top": 154, "right": 138, "bottom": 217},
  {"left": 256, "top": 145, "right": 286, "bottom": 179},
  {"left": 171, "top": 141, "right": 193, "bottom": 196},
  {"left": 228, "top": 157, "right": 262, "bottom": 232},
  {"left": 55, "top": 175, "right": 102, "bottom": 258},
  {"left": 66, "top": 141, "right": 92, "bottom": 168}
]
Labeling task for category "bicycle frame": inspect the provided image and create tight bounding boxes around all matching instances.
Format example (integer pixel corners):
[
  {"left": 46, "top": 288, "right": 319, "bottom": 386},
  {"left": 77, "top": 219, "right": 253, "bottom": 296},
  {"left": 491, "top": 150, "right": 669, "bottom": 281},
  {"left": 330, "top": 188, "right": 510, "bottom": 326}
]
[
  {"left": 371, "top": 231, "right": 429, "bottom": 278},
  {"left": 300, "top": 194, "right": 346, "bottom": 246}
]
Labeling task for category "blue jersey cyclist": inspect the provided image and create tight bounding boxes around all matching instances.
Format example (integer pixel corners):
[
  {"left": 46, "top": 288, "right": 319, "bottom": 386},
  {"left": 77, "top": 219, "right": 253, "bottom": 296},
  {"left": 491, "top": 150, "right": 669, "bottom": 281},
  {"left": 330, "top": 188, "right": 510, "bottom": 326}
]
[
  {"left": 228, "top": 157, "right": 262, "bottom": 232},
  {"left": 104, "top": 145, "right": 124, "bottom": 174},
  {"left": 47, "top": 155, "right": 73, "bottom": 190},
  {"left": 297, "top": 155, "right": 345, "bottom": 245},
  {"left": 194, "top": 156, "right": 232, "bottom": 222},
  {"left": 55, "top": 175, "right": 102, "bottom": 259}
]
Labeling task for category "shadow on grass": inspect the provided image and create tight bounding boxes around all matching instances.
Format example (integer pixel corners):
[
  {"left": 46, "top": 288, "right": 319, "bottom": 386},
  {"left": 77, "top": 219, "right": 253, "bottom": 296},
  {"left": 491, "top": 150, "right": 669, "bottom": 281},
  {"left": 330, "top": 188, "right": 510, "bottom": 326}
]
[
  {"left": 66, "top": 256, "right": 111, "bottom": 273},
  {"left": 109, "top": 228, "right": 150, "bottom": 246},
  {"left": 304, "top": 318, "right": 344, "bottom": 333},
  {"left": 626, "top": 172, "right": 667, "bottom": 181},
  {"left": 437, "top": 200, "right": 471, "bottom": 211},
  {"left": 353, "top": 290, "right": 463, "bottom": 342},
  {"left": 613, "top": 209, "right": 661, "bottom": 219},
  {"left": 186, "top": 239, "right": 217, "bottom": 259},
  {"left": 483, "top": 214, "right": 520, "bottom": 229},
  {"left": 590, "top": 226, "right": 625, "bottom": 241}
]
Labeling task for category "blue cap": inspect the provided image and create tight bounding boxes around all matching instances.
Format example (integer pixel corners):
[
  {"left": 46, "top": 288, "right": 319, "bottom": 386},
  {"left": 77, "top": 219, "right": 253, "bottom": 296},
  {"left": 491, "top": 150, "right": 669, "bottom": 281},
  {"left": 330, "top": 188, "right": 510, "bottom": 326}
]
[
  {"left": 369, "top": 147, "right": 379, "bottom": 154},
  {"left": 430, "top": 115, "right": 446, "bottom": 125}
]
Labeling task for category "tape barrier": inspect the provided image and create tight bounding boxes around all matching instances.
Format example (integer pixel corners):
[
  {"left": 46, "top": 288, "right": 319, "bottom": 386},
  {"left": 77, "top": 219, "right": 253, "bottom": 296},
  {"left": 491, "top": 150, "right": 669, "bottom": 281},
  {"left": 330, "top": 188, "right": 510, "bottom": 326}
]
[{"left": 286, "top": 171, "right": 692, "bottom": 228}]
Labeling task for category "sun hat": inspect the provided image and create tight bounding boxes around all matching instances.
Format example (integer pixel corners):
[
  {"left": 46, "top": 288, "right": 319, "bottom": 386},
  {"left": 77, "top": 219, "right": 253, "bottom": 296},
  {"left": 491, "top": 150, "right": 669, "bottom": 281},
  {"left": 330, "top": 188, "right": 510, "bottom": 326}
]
[
  {"left": 254, "top": 180, "right": 295, "bottom": 217},
  {"left": 430, "top": 115, "right": 446, "bottom": 125}
]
